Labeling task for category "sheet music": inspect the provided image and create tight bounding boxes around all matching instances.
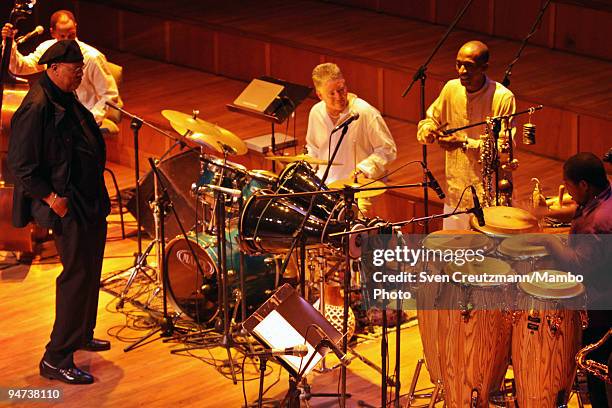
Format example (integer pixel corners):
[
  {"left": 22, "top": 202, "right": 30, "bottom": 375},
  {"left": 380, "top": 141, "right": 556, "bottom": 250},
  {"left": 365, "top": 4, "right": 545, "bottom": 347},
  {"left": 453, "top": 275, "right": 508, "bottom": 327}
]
[{"left": 253, "top": 310, "right": 323, "bottom": 375}]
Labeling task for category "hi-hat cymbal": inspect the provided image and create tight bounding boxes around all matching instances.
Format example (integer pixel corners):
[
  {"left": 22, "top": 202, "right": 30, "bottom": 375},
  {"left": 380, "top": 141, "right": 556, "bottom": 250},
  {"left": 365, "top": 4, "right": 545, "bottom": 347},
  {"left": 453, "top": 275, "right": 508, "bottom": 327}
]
[
  {"left": 328, "top": 175, "right": 387, "bottom": 199},
  {"left": 265, "top": 154, "right": 342, "bottom": 166},
  {"left": 162, "top": 110, "right": 247, "bottom": 155}
]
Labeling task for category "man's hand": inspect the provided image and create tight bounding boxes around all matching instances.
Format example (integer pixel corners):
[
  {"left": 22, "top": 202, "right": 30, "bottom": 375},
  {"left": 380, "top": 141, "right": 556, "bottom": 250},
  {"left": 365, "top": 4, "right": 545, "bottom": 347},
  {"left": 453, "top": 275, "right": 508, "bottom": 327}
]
[
  {"left": 44, "top": 192, "right": 69, "bottom": 218},
  {"left": 1, "top": 23, "right": 17, "bottom": 41},
  {"left": 423, "top": 127, "right": 443, "bottom": 144},
  {"left": 437, "top": 134, "right": 466, "bottom": 151}
]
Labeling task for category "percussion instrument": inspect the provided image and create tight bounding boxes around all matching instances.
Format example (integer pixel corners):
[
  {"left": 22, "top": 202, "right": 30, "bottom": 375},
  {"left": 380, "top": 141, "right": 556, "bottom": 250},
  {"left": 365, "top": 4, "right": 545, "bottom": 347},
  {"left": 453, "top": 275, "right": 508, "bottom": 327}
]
[
  {"left": 415, "top": 230, "right": 495, "bottom": 384},
  {"left": 165, "top": 228, "right": 275, "bottom": 324},
  {"left": 265, "top": 153, "right": 342, "bottom": 166},
  {"left": 496, "top": 234, "right": 554, "bottom": 274},
  {"left": 328, "top": 175, "right": 387, "bottom": 199},
  {"left": 437, "top": 257, "right": 514, "bottom": 407},
  {"left": 512, "top": 270, "right": 587, "bottom": 408},
  {"left": 274, "top": 161, "right": 339, "bottom": 221},
  {"left": 471, "top": 206, "right": 540, "bottom": 238},
  {"left": 162, "top": 109, "right": 247, "bottom": 155}
]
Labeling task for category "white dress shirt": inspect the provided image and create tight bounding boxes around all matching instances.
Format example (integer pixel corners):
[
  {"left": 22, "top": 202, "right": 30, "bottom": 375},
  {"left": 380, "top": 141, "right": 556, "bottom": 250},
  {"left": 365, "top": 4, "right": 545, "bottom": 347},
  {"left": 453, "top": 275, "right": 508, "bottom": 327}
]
[
  {"left": 306, "top": 96, "right": 397, "bottom": 184},
  {"left": 8, "top": 38, "right": 120, "bottom": 124}
]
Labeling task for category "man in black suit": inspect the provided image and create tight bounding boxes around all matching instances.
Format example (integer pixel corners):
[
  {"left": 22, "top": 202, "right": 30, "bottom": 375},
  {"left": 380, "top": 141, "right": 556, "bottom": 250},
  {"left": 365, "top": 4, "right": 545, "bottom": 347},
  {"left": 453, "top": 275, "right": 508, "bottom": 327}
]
[{"left": 8, "top": 40, "right": 111, "bottom": 385}]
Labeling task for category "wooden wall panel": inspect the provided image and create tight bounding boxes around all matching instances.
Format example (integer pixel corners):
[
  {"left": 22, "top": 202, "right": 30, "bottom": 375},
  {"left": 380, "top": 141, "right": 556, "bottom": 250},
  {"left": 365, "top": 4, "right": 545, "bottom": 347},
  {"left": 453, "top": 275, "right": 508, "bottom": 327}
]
[
  {"left": 493, "top": 0, "right": 552, "bottom": 47},
  {"left": 382, "top": 68, "right": 443, "bottom": 122},
  {"left": 514, "top": 99, "right": 577, "bottom": 160},
  {"left": 435, "top": 0, "right": 493, "bottom": 35},
  {"left": 216, "top": 33, "right": 267, "bottom": 81},
  {"left": 269, "top": 44, "right": 321, "bottom": 89},
  {"left": 554, "top": 3, "right": 612, "bottom": 61},
  {"left": 378, "top": 0, "right": 434, "bottom": 22},
  {"left": 325, "top": 57, "right": 381, "bottom": 111},
  {"left": 77, "top": 2, "right": 121, "bottom": 51},
  {"left": 578, "top": 115, "right": 612, "bottom": 159},
  {"left": 167, "top": 22, "right": 215, "bottom": 73},
  {"left": 327, "top": 0, "right": 380, "bottom": 10},
  {"left": 121, "top": 11, "right": 167, "bottom": 61}
]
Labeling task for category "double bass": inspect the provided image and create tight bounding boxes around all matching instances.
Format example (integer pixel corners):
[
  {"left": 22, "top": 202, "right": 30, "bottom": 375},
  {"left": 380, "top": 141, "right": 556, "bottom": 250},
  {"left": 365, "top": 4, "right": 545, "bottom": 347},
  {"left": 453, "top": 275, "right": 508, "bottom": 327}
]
[{"left": 0, "top": 0, "right": 45, "bottom": 258}]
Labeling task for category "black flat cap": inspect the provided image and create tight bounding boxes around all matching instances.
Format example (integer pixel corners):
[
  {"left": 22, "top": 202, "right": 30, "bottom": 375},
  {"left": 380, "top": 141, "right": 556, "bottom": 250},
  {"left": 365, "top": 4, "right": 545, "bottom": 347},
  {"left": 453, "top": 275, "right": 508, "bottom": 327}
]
[{"left": 38, "top": 39, "right": 84, "bottom": 65}]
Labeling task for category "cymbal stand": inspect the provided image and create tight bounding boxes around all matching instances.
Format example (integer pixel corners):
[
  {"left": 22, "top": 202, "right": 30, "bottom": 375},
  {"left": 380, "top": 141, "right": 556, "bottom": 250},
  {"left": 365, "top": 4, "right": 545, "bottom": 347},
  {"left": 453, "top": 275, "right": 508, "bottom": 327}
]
[{"left": 124, "top": 158, "right": 208, "bottom": 352}]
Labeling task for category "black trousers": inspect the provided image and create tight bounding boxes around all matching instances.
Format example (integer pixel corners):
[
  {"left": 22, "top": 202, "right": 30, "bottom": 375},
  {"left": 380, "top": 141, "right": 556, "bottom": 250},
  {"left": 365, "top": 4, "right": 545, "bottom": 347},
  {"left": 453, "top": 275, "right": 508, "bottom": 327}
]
[{"left": 43, "top": 216, "right": 107, "bottom": 368}]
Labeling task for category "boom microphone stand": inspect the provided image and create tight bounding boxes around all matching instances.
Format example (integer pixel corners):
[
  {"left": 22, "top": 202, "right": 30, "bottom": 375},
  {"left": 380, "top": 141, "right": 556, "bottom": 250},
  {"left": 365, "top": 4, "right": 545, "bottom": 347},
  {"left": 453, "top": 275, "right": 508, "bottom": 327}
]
[{"left": 400, "top": 0, "right": 474, "bottom": 233}]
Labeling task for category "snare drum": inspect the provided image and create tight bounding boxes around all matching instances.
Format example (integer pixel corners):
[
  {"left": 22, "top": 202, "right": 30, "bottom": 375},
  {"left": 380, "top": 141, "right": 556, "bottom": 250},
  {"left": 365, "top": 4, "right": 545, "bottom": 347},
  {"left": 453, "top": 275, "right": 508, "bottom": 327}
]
[
  {"left": 416, "top": 230, "right": 495, "bottom": 384},
  {"left": 437, "top": 257, "right": 514, "bottom": 407},
  {"left": 512, "top": 270, "right": 587, "bottom": 408}
]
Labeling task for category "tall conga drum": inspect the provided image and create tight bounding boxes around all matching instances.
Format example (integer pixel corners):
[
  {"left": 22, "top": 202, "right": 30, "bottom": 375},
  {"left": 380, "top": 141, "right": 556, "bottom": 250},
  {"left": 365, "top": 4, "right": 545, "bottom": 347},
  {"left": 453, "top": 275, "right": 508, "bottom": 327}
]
[
  {"left": 512, "top": 270, "right": 587, "bottom": 407},
  {"left": 437, "top": 257, "right": 514, "bottom": 407},
  {"left": 416, "top": 230, "right": 495, "bottom": 385},
  {"left": 471, "top": 206, "right": 540, "bottom": 240}
]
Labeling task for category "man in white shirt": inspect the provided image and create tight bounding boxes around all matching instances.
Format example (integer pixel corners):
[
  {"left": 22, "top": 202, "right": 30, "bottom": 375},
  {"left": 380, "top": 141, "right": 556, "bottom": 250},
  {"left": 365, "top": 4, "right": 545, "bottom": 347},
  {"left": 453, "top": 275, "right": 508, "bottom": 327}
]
[
  {"left": 417, "top": 41, "right": 515, "bottom": 229},
  {"left": 306, "top": 63, "right": 397, "bottom": 187},
  {"left": 2, "top": 10, "right": 120, "bottom": 125}
]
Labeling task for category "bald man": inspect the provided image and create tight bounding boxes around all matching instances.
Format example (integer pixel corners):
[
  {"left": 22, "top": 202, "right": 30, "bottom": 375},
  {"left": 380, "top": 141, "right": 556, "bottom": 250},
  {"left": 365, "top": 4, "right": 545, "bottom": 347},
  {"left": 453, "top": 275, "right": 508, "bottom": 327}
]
[{"left": 417, "top": 41, "right": 516, "bottom": 229}]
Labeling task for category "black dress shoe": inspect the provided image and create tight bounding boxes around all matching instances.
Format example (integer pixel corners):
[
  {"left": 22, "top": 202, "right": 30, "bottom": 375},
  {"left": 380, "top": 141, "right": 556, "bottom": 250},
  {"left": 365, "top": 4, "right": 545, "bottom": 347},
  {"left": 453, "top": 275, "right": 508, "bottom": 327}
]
[
  {"left": 39, "top": 360, "right": 94, "bottom": 385},
  {"left": 81, "top": 338, "right": 111, "bottom": 352}
]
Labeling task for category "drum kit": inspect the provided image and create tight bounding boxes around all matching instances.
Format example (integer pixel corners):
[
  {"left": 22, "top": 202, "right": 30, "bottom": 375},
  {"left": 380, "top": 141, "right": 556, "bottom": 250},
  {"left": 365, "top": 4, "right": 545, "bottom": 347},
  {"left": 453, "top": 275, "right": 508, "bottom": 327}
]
[
  {"left": 144, "top": 110, "right": 391, "bottom": 336},
  {"left": 410, "top": 207, "right": 589, "bottom": 407}
]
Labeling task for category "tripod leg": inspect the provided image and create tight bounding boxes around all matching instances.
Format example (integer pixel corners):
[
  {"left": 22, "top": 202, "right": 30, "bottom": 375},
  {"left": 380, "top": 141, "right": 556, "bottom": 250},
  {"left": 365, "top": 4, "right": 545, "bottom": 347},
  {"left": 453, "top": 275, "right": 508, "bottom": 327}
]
[{"left": 124, "top": 326, "right": 162, "bottom": 352}]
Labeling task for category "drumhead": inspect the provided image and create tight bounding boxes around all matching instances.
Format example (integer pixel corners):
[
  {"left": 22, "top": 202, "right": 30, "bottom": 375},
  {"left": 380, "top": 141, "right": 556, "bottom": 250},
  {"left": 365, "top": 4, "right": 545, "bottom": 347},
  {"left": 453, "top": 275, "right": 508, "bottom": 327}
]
[
  {"left": 444, "top": 256, "right": 513, "bottom": 287},
  {"left": 471, "top": 206, "right": 540, "bottom": 237},
  {"left": 423, "top": 229, "right": 494, "bottom": 253},
  {"left": 497, "top": 234, "right": 549, "bottom": 259},
  {"left": 518, "top": 270, "right": 585, "bottom": 299}
]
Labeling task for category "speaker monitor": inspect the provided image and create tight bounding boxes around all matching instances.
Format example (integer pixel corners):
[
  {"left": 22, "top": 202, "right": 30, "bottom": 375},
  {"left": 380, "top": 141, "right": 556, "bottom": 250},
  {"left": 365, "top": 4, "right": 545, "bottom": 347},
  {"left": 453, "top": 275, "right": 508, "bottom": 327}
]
[{"left": 126, "top": 149, "right": 201, "bottom": 239}]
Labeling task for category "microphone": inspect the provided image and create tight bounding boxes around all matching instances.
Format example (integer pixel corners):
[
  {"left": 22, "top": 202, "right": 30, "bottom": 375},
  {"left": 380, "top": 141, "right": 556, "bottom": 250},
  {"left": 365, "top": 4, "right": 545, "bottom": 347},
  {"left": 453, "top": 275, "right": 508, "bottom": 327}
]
[
  {"left": 16, "top": 25, "right": 44, "bottom": 45},
  {"left": 105, "top": 101, "right": 122, "bottom": 111},
  {"left": 313, "top": 326, "right": 351, "bottom": 366},
  {"left": 249, "top": 345, "right": 309, "bottom": 358},
  {"left": 425, "top": 169, "right": 445, "bottom": 199},
  {"left": 470, "top": 185, "right": 485, "bottom": 227},
  {"left": 331, "top": 111, "right": 359, "bottom": 134},
  {"left": 192, "top": 183, "right": 242, "bottom": 198}
]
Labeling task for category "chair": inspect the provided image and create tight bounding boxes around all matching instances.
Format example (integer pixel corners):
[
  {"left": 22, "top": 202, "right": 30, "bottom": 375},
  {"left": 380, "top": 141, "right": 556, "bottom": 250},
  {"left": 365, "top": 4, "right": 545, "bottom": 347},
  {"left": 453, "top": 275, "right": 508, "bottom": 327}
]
[{"left": 100, "top": 61, "right": 126, "bottom": 239}]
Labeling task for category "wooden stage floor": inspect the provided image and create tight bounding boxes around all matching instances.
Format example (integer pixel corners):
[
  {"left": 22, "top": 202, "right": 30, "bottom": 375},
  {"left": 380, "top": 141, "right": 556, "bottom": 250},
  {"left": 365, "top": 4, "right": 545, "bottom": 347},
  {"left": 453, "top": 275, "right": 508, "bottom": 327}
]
[{"left": 0, "top": 162, "right": 587, "bottom": 407}]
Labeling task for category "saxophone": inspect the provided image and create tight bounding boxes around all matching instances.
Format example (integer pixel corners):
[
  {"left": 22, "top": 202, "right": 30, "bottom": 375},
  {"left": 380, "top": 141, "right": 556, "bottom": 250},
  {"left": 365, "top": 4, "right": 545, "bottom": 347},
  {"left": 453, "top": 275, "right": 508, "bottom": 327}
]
[{"left": 576, "top": 328, "right": 612, "bottom": 383}]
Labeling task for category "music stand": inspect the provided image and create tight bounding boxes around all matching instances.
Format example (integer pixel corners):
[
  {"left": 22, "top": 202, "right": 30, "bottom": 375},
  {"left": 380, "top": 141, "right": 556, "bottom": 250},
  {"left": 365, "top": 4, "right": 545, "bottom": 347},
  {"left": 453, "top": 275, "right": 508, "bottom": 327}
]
[
  {"left": 243, "top": 284, "right": 347, "bottom": 407},
  {"left": 227, "top": 76, "right": 311, "bottom": 171}
]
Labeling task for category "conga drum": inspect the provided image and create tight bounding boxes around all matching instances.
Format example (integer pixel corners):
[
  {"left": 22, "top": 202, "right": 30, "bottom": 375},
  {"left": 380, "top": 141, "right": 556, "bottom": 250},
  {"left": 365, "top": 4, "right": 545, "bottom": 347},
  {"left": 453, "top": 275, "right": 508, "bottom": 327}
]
[
  {"left": 496, "top": 234, "right": 555, "bottom": 275},
  {"left": 471, "top": 206, "right": 540, "bottom": 239},
  {"left": 416, "top": 230, "right": 495, "bottom": 385},
  {"left": 512, "top": 270, "right": 587, "bottom": 408},
  {"left": 437, "top": 257, "right": 514, "bottom": 407}
]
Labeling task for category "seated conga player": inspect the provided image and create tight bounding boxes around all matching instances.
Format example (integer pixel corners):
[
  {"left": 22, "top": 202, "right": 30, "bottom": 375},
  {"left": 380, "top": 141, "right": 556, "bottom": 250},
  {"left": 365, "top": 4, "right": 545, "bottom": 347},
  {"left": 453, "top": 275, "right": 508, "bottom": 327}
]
[{"left": 528, "top": 152, "right": 611, "bottom": 407}]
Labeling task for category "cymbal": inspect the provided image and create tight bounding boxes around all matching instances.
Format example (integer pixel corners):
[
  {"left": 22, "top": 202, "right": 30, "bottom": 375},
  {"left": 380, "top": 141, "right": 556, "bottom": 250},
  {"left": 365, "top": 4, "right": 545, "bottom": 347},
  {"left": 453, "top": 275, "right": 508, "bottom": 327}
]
[
  {"left": 265, "top": 154, "right": 342, "bottom": 166},
  {"left": 328, "top": 175, "right": 387, "bottom": 199},
  {"left": 162, "top": 110, "right": 248, "bottom": 155}
]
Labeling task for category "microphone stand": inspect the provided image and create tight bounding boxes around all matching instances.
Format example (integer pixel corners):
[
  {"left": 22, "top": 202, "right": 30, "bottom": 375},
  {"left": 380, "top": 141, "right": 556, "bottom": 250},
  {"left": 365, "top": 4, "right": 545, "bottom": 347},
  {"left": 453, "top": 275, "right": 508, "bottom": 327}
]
[
  {"left": 103, "top": 103, "right": 197, "bottom": 307},
  {"left": 400, "top": 0, "right": 474, "bottom": 233},
  {"left": 501, "top": 0, "right": 553, "bottom": 88}
]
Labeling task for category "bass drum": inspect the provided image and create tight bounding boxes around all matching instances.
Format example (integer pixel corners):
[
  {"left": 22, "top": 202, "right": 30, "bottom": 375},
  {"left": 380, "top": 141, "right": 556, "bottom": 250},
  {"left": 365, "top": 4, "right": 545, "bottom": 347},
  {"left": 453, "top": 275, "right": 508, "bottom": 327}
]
[{"left": 165, "top": 228, "right": 276, "bottom": 325}]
